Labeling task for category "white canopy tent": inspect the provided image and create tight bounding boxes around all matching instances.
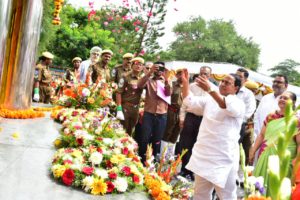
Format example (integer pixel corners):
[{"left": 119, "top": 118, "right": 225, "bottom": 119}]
[{"left": 165, "top": 61, "right": 300, "bottom": 101}]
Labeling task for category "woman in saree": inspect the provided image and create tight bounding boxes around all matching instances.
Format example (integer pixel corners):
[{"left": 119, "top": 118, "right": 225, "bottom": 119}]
[{"left": 249, "top": 91, "right": 300, "bottom": 192}]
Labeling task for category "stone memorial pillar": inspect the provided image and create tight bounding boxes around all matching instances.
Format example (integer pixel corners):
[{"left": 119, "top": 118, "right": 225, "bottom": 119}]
[{"left": 0, "top": 0, "right": 43, "bottom": 110}]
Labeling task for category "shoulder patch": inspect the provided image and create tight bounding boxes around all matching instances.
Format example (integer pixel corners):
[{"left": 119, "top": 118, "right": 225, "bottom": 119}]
[{"left": 118, "top": 78, "right": 125, "bottom": 88}]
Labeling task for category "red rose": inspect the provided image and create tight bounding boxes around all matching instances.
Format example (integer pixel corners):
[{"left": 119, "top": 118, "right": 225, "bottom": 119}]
[
  {"left": 72, "top": 111, "right": 79, "bottom": 116},
  {"left": 132, "top": 175, "right": 140, "bottom": 184},
  {"left": 109, "top": 172, "right": 117, "bottom": 179},
  {"left": 122, "top": 147, "right": 129, "bottom": 155},
  {"left": 122, "top": 166, "right": 131, "bottom": 176},
  {"left": 97, "top": 147, "right": 103, "bottom": 153},
  {"left": 82, "top": 166, "right": 94, "bottom": 175},
  {"left": 106, "top": 181, "right": 115, "bottom": 193},
  {"left": 76, "top": 138, "right": 84, "bottom": 146},
  {"left": 106, "top": 160, "right": 113, "bottom": 169},
  {"left": 62, "top": 169, "right": 75, "bottom": 186}
]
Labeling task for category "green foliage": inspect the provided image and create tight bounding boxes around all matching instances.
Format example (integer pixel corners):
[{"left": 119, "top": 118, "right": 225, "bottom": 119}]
[
  {"left": 47, "top": 5, "right": 115, "bottom": 68},
  {"left": 170, "top": 16, "right": 261, "bottom": 70},
  {"left": 269, "top": 59, "right": 300, "bottom": 86},
  {"left": 38, "top": 0, "right": 59, "bottom": 56}
]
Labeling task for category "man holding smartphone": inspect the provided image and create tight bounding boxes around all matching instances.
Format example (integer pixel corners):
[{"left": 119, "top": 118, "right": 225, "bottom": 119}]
[{"left": 137, "top": 61, "right": 171, "bottom": 163}]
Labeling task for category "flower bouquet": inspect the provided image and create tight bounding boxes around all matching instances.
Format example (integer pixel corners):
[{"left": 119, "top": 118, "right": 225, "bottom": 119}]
[
  {"left": 51, "top": 146, "right": 145, "bottom": 195},
  {"left": 54, "top": 81, "right": 116, "bottom": 110},
  {"left": 144, "top": 145, "right": 193, "bottom": 200}
]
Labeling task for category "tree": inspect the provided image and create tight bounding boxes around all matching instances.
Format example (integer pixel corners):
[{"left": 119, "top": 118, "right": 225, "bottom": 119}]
[
  {"left": 169, "top": 16, "right": 261, "bottom": 71},
  {"left": 46, "top": 5, "right": 115, "bottom": 68},
  {"left": 269, "top": 59, "right": 300, "bottom": 86}
]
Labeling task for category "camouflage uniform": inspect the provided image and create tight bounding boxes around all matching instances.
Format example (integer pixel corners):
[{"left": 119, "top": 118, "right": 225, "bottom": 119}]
[
  {"left": 162, "top": 81, "right": 183, "bottom": 143},
  {"left": 36, "top": 63, "right": 52, "bottom": 103},
  {"left": 116, "top": 72, "right": 143, "bottom": 136}
]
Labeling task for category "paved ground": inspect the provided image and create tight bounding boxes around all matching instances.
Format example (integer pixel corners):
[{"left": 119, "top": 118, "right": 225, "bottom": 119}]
[{"left": 0, "top": 103, "right": 149, "bottom": 200}]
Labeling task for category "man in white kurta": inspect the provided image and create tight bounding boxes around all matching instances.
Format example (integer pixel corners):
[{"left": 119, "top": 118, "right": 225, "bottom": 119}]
[{"left": 181, "top": 71, "right": 245, "bottom": 200}]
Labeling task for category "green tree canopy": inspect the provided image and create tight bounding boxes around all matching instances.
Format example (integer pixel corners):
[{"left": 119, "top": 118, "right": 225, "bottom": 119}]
[
  {"left": 169, "top": 16, "right": 261, "bottom": 71},
  {"left": 269, "top": 59, "right": 300, "bottom": 86}
]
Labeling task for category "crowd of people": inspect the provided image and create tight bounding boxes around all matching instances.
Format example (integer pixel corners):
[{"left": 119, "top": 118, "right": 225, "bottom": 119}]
[{"left": 33, "top": 47, "right": 300, "bottom": 200}]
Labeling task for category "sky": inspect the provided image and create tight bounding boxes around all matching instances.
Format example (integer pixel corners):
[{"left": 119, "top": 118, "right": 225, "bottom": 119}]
[{"left": 68, "top": 0, "right": 300, "bottom": 74}]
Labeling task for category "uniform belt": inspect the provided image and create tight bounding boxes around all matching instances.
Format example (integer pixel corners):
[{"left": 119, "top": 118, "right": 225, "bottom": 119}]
[
  {"left": 39, "top": 82, "right": 50, "bottom": 86},
  {"left": 168, "top": 105, "right": 179, "bottom": 113},
  {"left": 122, "top": 101, "right": 139, "bottom": 108}
]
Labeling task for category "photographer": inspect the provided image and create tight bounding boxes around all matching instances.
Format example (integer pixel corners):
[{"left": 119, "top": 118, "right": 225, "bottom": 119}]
[{"left": 137, "top": 61, "right": 171, "bottom": 163}]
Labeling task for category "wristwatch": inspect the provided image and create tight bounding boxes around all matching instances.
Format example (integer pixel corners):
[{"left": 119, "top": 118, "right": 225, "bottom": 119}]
[{"left": 207, "top": 87, "right": 215, "bottom": 93}]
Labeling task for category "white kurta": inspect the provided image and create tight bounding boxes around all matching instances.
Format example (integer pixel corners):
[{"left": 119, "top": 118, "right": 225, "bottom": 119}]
[
  {"left": 253, "top": 93, "right": 279, "bottom": 139},
  {"left": 184, "top": 94, "right": 245, "bottom": 188},
  {"left": 79, "top": 59, "right": 92, "bottom": 83}
]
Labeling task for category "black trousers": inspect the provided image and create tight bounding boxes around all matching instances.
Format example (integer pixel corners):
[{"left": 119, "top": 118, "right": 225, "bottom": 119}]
[{"left": 179, "top": 112, "right": 203, "bottom": 174}]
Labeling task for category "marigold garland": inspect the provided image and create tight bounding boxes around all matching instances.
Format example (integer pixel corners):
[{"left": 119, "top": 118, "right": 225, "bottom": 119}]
[
  {"left": 0, "top": 108, "right": 45, "bottom": 119},
  {"left": 33, "top": 106, "right": 63, "bottom": 112}
]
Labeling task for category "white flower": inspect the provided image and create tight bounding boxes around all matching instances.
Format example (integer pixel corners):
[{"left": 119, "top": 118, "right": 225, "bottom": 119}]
[
  {"left": 82, "top": 176, "right": 94, "bottom": 192},
  {"left": 127, "top": 144, "right": 135, "bottom": 151},
  {"left": 94, "top": 168, "right": 108, "bottom": 179},
  {"left": 113, "top": 148, "right": 121, "bottom": 155},
  {"left": 84, "top": 123, "right": 90, "bottom": 129},
  {"left": 59, "top": 116, "right": 64, "bottom": 121},
  {"left": 95, "top": 127, "right": 102, "bottom": 134},
  {"left": 64, "top": 128, "right": 70, "bottom": 134},
  {"left": 256, "top": 176, "right": 264, "bottom": 187},
  {"left": 70, "top": 162, "right": 82, "bottom": 171},
  {"left": 268, "top": 155, "right": 279, "bottom": 175},
  {"left": 62, "top": 154, "right": 73, "bottom": 161},
  {"left": 103, "top": 138, "right": 113, "bottom": 146},
  {"left": 82, "top": 88, "right": 91, "bottom": 97},
  {"left": 89, "top": 151, "right": 103, "bottom": 165},
  {"left": 114, "top": 140, "right": 123, "bottom": 148},
  {"left": 280, "top": 177, "right": 291, "bottom": 199},
  {"left": 114, "top": 177, "right": 128, "bottom": 192}
]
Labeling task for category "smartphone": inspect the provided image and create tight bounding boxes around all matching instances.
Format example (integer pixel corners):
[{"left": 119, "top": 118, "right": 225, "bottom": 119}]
[{"left": 158, "top": 66, "right": 165, "bottom": 72}]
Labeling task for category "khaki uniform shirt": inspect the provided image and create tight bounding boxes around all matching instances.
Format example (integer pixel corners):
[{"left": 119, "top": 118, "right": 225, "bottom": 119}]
[
  {"left": 88, "top": 62, "right": 110, "bottom": 83},
  {"left": 36, "top": 63, "right": 52, "bottom": 84},
  {"left": 170, "top": 81, "right": 183, "bottom": 110},
  {"left": 143, "top": 77, "right": 171, "bottom": 114},
  {"left": 117, "top": 72, "right": 143, "bottom": 105},
  {"left": 111, "top": 64, "right": 131, "bottom": 84}
]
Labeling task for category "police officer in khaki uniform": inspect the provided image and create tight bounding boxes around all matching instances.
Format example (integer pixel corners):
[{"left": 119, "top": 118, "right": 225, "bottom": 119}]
[
  {"left": 87, "top": 49, "right": 113, "bottom": 84},
  {"left": 115, "top": 57, "right": 144, "bottom": 136},
  {"left": 111, "top": 53, "right": 133, "bottom": 83},
  {"left": 162, "top": 68, "right": 183, "bottom": 145},
  {"left": 35, "top": 52, "right": 54, "bottom": 104}
]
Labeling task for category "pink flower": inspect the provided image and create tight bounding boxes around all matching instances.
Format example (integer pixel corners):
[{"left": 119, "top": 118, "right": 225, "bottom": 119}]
[
  {"left": 82, "top": 166, "right": 94, "bottom": 175},
  {"left": 122, "top": 147, "right": 129, "bottom": 155},
  {"left": 64, "top": 148, "right": 73, "bottom": 153},
  {"left": 104, "top": 21, "right": 109, "bottom": 26},
  {"left": 132, "top": 175, "right": 140, "bottom": 184},
  {"left": 147, "top": 12, "right": 152, "bottom": 17},
  {"left": 122, "top": 166, "right": 131, "bottom": 176},
  {"left": 63, "top": 160, "right": 73, "bottom": 165}
]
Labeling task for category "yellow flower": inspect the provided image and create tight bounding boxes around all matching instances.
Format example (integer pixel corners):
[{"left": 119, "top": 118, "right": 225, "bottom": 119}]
[
  {"left": 91, "top": 178, "right": 107, "bottom": 195},
  {"left": 110, "top": 154, "right": 126, "bottom": 164},
  {"left": 87, "top": 97, "right": 95, "bottom": 104},
  {"left": 54, "top": 139, "right": 62, "bottom": 148},
  {"left": 72, "top": 149, "right": 82, "bottom": 158},
  {"left": 0, "top": 127, "right": 3, "bottom": 132},
  {"left": 52, "top": 164, "right": 66, "bottom": 178},
  {"left": 12, "top": 132, "right": 20, "bottom": 139}
]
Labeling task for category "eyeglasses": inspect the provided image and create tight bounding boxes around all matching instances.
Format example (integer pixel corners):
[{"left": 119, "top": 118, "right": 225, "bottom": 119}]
[
  {"left": 221, "top": 79, "right": 234, "bottom": 86},
  {"left": 273, "top": 80, "right": 285, "bottom": 84},
  {"left": 92, "top": 53, "right": 100, "bottom": 56},
  {"left": 279, "top": 96, "right": 290, "bottom": 100}
]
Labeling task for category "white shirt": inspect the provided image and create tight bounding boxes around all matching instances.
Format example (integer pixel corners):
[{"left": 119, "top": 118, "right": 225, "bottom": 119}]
[
  {"left": 184, "top": 94, "right": 245, "bottom": 188},
  {"left": 253, "top": 93, "right": 279, "bottom": 139},
  {"left": 179, "top": 82, "right": 218, "bottom": 121},
  {"left": 237, "top": 86, "right": 256, "bottom": 122},
  {"left": 79, "top": 59, "right": 92, "bottom": 83}
]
